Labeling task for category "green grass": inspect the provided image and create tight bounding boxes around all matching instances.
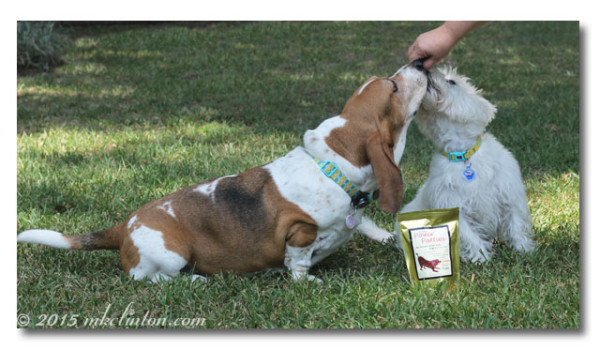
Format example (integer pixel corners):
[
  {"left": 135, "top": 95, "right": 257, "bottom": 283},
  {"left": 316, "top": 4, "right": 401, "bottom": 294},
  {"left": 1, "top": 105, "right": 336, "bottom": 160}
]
[{"left": 17, "top": 21, "right": 579, "bottom": 329}]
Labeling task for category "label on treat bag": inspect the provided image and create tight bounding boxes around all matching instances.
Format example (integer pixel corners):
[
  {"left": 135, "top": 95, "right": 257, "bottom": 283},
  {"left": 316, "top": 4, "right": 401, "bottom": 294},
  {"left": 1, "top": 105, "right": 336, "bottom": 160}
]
[
  {"left": 408, "top": 225, "right": 453, "bottom": 280},
  {"left": 396, "top": 207, "right": 460, "bottom": 287}
]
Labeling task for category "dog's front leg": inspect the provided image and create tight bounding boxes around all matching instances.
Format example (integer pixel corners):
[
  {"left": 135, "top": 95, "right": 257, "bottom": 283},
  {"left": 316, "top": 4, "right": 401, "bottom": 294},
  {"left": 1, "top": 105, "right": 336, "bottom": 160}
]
[
  {"left": 459, "top": 215, "right": 494, "bottom": 263},
  {"left": 356, "top": 216, "right": 393, "bottom": 242},
  {"left": 284, "top": 244, "right": 323, "bottom": 283}
]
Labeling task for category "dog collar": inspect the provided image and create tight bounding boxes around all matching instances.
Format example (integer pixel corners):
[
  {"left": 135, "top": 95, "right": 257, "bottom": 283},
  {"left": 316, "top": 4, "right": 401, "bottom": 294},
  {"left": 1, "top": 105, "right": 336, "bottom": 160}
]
[
  {"left": 441, "top": 136, "right": 482, "bottom": 162},
  {"left": 311, "top": 156, "right": 371, "bottom": 209}
]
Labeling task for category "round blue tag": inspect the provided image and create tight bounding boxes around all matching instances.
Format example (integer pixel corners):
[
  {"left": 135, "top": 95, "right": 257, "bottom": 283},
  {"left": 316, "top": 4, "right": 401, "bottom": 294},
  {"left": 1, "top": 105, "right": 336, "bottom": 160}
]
[{"left": 463, "top": 165, "right": 475, "bottom": 181}]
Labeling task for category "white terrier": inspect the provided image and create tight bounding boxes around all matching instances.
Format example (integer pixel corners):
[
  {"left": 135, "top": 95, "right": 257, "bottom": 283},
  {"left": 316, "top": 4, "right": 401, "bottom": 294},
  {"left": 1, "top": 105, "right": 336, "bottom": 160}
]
[{"left": 400, "top": 66, "right": 535, "bottom": 262}]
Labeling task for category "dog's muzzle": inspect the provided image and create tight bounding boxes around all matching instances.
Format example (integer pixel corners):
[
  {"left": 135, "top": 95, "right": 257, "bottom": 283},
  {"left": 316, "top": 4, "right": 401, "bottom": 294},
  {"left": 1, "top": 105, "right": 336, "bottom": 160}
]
[
  {"left": 411, "top": 58, "right": 426, "bottom": 72},
  {"left": 410, "top": 58, "right": 434, "bottom": 92}
]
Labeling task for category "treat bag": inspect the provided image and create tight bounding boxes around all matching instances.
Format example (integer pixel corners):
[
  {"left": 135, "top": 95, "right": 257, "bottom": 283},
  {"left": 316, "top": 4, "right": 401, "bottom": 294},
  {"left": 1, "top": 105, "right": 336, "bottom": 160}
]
[{"left": 396, "top": 208, "right": 460, "bottom": 287}]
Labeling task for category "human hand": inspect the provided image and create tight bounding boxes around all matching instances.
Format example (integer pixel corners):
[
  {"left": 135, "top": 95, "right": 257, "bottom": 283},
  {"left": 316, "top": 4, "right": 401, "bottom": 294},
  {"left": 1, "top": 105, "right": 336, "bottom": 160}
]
[
  {"left": 407, "top": 21, "right": 485, "bottom": 70},
  {"left": 407, "top": 25, "right": 456, "bottom": 70}
]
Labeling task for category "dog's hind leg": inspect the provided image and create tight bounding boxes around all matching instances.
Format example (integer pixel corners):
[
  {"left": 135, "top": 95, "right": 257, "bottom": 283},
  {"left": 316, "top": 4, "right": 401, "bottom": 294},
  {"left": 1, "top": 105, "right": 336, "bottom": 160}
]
[
  {"left": 180, "top": 264, "right": 209, "bottom": 283},
  {"left": 120, "top": 224, "right": 190, "bottom": 283},
  {"left": 284, "top": 244, "right": 322, "bottom": 283},
  {"left": 284, "top": 222, "right": 322, "bottom": 283},
  {"left": 503, "top": 206, "right": 535, "bottom": 253}
]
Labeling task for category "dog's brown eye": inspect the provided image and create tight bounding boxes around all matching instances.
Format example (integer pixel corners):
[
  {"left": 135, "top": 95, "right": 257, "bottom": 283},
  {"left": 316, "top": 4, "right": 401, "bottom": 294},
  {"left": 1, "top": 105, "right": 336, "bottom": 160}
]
[{"left": 447, "top": 79, "right": 456, "bottom": 85}]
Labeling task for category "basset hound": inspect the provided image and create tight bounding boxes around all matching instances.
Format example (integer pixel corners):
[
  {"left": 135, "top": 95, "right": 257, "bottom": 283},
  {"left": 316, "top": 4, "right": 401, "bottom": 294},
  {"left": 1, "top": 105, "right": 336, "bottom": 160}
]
[{"left": 18, "top": 62, "right": 429, "bottom": 283}]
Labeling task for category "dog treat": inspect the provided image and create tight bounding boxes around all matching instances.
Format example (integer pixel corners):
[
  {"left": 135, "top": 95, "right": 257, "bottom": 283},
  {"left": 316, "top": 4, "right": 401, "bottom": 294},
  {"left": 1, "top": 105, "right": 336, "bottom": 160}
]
[{"left": 396, "top": 208, "right": 460, "bottom": 286}]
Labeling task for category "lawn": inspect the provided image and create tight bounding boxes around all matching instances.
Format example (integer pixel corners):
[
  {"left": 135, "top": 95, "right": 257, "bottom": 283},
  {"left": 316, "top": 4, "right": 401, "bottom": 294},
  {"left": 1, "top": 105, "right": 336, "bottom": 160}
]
[{"left": 17, "top": 21, "right": 579, "bottom": 329}]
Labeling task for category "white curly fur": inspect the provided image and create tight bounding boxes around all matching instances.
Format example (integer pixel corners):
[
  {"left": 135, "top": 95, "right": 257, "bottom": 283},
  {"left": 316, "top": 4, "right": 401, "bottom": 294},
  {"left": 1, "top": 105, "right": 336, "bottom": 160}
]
[{"left": 400, "top": 66, "right": 535, "bottom": 263}]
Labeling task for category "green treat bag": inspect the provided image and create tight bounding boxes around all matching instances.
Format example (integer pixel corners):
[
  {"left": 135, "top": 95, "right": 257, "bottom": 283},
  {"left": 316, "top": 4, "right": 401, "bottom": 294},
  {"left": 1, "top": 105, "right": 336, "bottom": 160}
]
[{"left": 396, "top": 208, "right": 460, "bottom": 287}]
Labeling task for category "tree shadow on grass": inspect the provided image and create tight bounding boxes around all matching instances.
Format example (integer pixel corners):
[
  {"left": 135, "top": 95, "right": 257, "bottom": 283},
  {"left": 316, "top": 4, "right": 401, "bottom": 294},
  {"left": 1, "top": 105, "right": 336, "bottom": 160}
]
[
  {"left": 18, "top": 22, "right": 579, "bottom": 177},
  {"left": 17, "top": 21, "right": 433, "bottom": 135}
]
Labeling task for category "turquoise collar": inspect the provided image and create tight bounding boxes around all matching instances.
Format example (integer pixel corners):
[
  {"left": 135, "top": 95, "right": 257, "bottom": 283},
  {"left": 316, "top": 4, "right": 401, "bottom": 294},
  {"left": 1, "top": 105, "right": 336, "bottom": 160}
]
[
  {"left": 311, "top": 156, "right": 371, "bottom": 209},
  {"left": 441, "top": 136, "right": 482, "bottom": 162}
]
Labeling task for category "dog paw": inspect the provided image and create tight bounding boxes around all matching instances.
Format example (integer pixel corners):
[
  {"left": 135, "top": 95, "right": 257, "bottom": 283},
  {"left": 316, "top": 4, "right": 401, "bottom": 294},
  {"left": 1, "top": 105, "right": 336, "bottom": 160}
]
[
  {"left": 462, "top": 249, "right": 493, "bottom": 264},
  {"left": 291, "top": 271, "right": 323, "bottom": 284},
  {"left": 357, "top": 217, "right": 394, "bottom": 242},
  {"left": 306, "top": 275, "right": 324, "bottom": 284},
  {"left": 191, "top": 274, "right": 209, "bottom": 283},
  {"left": 512, "top": 239, "right": 536, "bottom": 253}
]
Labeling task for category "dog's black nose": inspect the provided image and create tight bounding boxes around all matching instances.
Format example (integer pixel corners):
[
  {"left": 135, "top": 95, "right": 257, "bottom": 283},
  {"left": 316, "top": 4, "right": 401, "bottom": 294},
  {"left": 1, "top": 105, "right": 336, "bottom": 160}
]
[{"left": 411, "top": 58, "right": 427, "bottom": 72}]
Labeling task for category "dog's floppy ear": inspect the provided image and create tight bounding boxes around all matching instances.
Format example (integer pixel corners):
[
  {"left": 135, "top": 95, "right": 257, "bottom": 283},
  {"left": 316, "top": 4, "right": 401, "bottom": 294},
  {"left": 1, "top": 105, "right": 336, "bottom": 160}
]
[
  {"left": 366, "top": 120, "right": 404, "bottom": 214},
  {"left": 479, "top": 97, "right": 497, "bottom": 125}
]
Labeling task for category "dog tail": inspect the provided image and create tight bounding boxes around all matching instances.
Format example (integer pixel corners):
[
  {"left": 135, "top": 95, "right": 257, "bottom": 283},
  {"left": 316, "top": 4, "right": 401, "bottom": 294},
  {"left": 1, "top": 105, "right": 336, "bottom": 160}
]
[{"left": 17, "top": 224, "right": 124, "bottom": 251}]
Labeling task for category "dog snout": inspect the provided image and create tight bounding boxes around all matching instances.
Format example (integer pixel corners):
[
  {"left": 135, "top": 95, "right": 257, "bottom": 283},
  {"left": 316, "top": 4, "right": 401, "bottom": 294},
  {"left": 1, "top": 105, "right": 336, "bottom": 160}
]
[
  {"left": 410, "top": 59, "right": 434, "bottom": 91},
  {"left": 410, "top": 58, "right": 432, "bottom": 83}
]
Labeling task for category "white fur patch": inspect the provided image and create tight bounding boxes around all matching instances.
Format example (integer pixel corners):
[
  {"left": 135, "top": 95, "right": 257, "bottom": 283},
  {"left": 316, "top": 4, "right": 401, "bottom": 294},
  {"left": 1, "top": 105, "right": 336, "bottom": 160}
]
[
  {"left": 194, "top": 180, "right": 218, "bottom": 196},
  {"left": 158, "top": 201, "right": 176, "bottom": 218},
  {"left": 17, "top": 229, "right": 71, "bottom": 249},
  {"left": 303, "top": 115, "right": 347, "bottom": 141},
  {"left": 193, "top": 175, "right": 234, "bottom": 199},
  {"left": 393, "top": 64, "right": 408, "bottom": 76},
  {"left": 284, "top": 244, "right": 322, "bottom": 283},
  {"left": 356, "top": 216, "right": 392, "bottom": 242},
  {"left": 393, "top": 114, "right": 415, "bottom": 165},
  {"left": 127, "top": 215, "right": 138, "bottom": 229},
  {"left": 357, "top": 77, "right": 377, "bottom": 95},
  {"left": 264, "top": 147, "right": 351, "bottom": 228},
  {"left": 303, "top": 116, "right": 376, "bottom": 191},
  {"left": 128, "top": 225, "right": 187, "bottom": 282}
]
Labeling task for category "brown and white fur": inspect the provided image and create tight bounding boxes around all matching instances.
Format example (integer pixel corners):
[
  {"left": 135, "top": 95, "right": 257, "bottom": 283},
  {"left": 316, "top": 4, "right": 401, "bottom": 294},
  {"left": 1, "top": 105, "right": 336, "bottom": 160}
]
[{"left": 18, "top": 63, "right": 429, "bottom": 283}]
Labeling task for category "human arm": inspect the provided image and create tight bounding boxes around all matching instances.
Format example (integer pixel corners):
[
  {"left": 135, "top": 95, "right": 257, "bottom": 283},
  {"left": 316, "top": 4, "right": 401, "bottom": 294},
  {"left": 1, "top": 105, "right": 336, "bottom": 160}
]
[{"left": 407, "top": 21, "right": 486, "bottom": 69}]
